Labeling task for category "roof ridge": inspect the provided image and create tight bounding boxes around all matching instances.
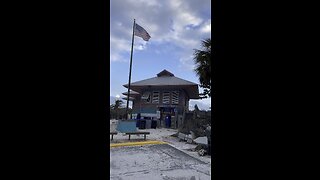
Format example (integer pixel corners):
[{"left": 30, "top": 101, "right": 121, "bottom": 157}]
[{"left": 157, "top": 69, "right": 174, "bottom": 77}]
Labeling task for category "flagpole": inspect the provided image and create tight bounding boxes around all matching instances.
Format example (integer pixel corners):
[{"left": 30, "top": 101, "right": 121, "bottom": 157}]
[{"left": 126, "top": 19, "right": 135, "bottom": 119}]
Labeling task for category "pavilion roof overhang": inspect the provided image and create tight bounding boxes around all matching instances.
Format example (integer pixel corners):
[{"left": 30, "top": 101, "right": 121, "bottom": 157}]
[
  {"left": 122, "top": 96, "right": 135, "bottom": 101},
  {"left": 123, "top": 84, "right": 200, "bottom": 99},
  {"left": 122, "top": 90, "right": 140, "bottom": 97}
]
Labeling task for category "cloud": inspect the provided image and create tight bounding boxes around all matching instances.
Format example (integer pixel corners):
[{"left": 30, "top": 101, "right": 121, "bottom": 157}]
[
  {"left": 189, "top": 98, "right": 211, "bottom": 111},
  {"left": 110, "top": 0, "right": 211, "bottom": 109},
  {"left": 178, "top": 54, "right": 196, "bottom": 71},
  {"left": 110, "top": 96, "right": 132, "bottom": 108},
  {"left": 110, "top": 0, "right": 211, "bottom": 64},
  {"left": 200, "top": 19, "right": 211, "bottom": 33}
]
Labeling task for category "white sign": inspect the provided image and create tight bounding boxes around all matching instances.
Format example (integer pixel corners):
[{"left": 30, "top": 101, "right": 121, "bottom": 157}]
[{"left": 141, "top": 113, "right": 157, "bottom": 117}]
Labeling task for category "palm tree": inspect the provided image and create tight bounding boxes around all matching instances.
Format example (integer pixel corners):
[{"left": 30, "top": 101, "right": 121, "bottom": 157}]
[
  {"left": 115, "top": 100, "right": 123, "bottom": 119},
  {"left": 110, "top": 100, "right": 123, "bottom": 119},
  {"left": 193, "top": 38, "right": 212, "bottom": 98},
  {"left": 114, "top": 100, "right": 123, "bottom": 109}
]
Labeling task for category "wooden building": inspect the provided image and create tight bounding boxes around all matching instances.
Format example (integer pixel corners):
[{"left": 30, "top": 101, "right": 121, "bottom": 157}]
[{"left": 123, "top": 70, "right": 200, "bottom": 128}]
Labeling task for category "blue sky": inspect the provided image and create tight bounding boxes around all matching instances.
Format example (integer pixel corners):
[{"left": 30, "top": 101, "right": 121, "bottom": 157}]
[{"left": 110, "top": 0, "right": 211, "bottom": 110}]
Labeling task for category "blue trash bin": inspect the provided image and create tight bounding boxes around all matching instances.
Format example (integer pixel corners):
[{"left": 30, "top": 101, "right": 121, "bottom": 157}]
[
  {"left": 165, "top": 116, "right": 169, "bottom": 128},
  {"left": 165, "top": 116, "right": 171, "bottom": 128}
]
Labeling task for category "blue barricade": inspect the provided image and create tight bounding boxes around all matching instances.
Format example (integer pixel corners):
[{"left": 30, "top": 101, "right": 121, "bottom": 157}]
[{"left": 116, "top": 120, "right": 137, "bottom": 133}]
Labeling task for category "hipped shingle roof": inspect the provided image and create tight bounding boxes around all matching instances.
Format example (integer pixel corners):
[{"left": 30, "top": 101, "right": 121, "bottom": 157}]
[{"left": 123, "top": 70, "right": 200, "bottom": 99}]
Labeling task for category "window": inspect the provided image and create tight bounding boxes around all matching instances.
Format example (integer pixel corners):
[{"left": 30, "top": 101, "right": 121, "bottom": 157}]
[
  {"left": 141, "top": 91, "right": 151, "bottom": 103},
  {"left": 162, "top": 91, "right": 170, "bottom": 104},
  {"left": 152, "top": 91, "right": 159, "bottom": 104},
  {"left": 171, "top": 91, "right": 179, "bottom": 104}
]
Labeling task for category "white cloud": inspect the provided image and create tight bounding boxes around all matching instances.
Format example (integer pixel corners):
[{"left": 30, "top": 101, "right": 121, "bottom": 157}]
[
  {"left": 127, "top": 0, "right": 160, "bottom": 7},
  {"left": 110, "top": 0, "right": 211, "bottom": 109},
  {"left": 110, "top": 0, "right": 211, "bottom": 63},
  {"left": 200, "top": 19, "right": 211, "bottom": 33},
  {"left": 110, "top": 35, "right": 132, "bottom": 62},
  {"left": 189, "top": 98, "right": 211, "bottom": 111},
  {"left": 178, "top": 54, "right": 196, "bottom": 71}
]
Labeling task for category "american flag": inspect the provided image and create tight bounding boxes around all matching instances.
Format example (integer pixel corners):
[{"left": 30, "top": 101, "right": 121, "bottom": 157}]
[{"left": 134, "top": 23, "right": 151, "bottom": 41}]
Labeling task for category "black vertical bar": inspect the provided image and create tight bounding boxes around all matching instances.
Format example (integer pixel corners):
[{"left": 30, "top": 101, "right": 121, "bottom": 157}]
[{"left": 126, "top": 19, "right": 135, "bottom": 119}]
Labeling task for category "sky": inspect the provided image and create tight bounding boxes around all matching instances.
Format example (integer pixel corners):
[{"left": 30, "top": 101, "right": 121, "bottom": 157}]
[{"left": 110, "top": 0, "right": 211, "bottom": 111}]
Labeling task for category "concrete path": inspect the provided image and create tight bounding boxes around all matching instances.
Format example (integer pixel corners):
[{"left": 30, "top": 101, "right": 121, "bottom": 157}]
[{"left": 110, "top": 143, "right": 211, "bottom": 180}]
